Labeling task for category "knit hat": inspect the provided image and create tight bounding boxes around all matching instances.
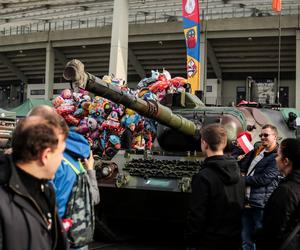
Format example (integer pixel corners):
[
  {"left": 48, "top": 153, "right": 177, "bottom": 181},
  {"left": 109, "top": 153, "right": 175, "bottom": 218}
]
[{"left": 237, "top": 131, "right": 252, "bottom": 142}]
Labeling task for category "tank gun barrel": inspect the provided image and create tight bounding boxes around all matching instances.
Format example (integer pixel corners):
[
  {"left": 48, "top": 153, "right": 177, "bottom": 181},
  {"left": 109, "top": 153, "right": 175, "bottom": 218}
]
[{"left": 63, "top": 59, "right": 198, "bottom": 138}]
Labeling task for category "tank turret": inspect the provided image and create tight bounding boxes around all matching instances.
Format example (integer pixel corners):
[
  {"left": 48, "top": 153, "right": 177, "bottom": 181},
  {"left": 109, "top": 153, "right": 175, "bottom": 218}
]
[{"left": 63, "top": 59, "right": 247, "bottom": 152}]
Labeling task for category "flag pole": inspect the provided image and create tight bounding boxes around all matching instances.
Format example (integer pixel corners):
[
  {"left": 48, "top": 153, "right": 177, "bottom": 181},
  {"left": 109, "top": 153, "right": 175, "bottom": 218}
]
[
  {"left": 202, "top": 0, "right": 208, "bottom": 102},
  {"left": 277, "top": 11, "right": 281, "bottom": 105}
]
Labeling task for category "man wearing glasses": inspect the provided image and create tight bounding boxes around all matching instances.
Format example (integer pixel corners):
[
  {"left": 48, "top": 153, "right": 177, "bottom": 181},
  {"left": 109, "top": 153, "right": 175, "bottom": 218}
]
[{"left": 240, "top": 124, "right": 281, "bottom": 250}]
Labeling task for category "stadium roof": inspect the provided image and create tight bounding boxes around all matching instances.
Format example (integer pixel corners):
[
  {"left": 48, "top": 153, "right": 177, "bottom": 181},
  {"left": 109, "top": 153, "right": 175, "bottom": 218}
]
[
  {"left": 0, "top": 0, "right": 299, "bottom": 90},
  {"left": 0, "top": 0, "right": 299, "bottom": 33}
]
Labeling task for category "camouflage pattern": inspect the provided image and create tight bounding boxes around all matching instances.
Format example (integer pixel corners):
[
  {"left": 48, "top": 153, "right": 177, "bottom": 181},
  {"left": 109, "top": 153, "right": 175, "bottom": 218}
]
[{"left": 64, "top": 171, "right": 95, "bottom": 248}]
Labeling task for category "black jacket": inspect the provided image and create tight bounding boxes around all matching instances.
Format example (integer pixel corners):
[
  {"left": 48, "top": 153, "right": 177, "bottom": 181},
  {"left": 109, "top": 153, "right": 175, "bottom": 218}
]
[
  {"left": 185, "top": 155, "right": 244, "bottom": 250},
  {"left": 256, "top": 169, "right": 300, "bottom": 250},
  {"left": 0, "top": 155, "right": 68, "bottom": 250},
  {"left": 120, "top": 128, "right": 133, "bottom": 150}
]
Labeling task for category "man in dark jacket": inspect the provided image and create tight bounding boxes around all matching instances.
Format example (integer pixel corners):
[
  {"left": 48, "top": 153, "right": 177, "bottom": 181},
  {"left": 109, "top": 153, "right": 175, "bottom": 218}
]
[
  {"left": 120, "top": 123, "right": 135, "bottom": 150},
  {"left": 0, "top": 115, "right": 69, "bottom": 250},
  {"left": 185, "top": 124, "right": 244, "bottom": 250},
  {"left": 240, "top": 124, "right": 280, "bottom": 250}
]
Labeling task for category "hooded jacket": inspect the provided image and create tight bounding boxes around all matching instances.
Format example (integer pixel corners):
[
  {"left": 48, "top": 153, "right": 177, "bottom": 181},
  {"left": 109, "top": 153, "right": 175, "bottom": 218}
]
[
  {"left": 53, "top": 130, "right": 100, "bottom": 218},
  {"left": 256, "top": 169, "right": 300, "bottom": 250},
  {"left": 185, "top": 155, "right": 244, "bottom": 250}
]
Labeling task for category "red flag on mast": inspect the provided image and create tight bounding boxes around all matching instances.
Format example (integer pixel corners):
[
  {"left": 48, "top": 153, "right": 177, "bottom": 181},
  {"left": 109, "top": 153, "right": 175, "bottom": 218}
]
[{"left": 272, "top": 0, "right": 281, "bottom": 12}]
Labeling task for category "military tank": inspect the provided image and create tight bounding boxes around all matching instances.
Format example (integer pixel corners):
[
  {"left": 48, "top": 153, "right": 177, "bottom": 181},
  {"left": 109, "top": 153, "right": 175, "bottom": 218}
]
[{"left": 63, "top": 59, "right": 300, "bottom": 242}]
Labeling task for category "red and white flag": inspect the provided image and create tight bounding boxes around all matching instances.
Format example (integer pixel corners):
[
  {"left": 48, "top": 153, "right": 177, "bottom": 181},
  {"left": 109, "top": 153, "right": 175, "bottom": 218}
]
[
  {"left": 237, "top": 135, "right": 254, "bottom": 154},
  {"left": 272, "top": 0, "right": 281, "bottom": 12}
]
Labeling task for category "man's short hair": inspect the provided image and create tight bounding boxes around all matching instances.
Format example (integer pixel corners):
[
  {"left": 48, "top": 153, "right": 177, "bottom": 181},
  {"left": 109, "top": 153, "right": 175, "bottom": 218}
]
[
  {"left": 27, "top": 105, "right": 55, "bottom": 117},
  {"left": 280, "top": 138, "right": 300, "bottom": 169},
  {"left": 28, "top": 105, "right": 69, "bottom": 135},
  {"left": 201, "top": 124, "right": 227, "bottom": 151},
  {"left": 262, "top": 124, "right": 278, "bottom": 136},
  {"left": 12, "top": 115, "right": 68, "bottom": 163}
]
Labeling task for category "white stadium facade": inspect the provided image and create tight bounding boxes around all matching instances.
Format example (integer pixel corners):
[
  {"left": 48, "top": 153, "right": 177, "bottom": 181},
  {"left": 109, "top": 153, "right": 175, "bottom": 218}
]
[{"left": 0, "top": 0, "right": 300, "bottom": 108}]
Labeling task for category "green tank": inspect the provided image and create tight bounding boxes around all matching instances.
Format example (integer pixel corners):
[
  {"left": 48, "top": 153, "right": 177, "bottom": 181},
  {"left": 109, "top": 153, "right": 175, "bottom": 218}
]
[{"left": 63, "top": 59, "right": 300, "bottom": 243}]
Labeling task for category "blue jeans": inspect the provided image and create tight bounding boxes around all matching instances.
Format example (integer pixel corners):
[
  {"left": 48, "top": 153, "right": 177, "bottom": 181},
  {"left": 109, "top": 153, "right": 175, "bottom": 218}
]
[{"left": 242, "top": 207, "right": 264, "bottom": 250}]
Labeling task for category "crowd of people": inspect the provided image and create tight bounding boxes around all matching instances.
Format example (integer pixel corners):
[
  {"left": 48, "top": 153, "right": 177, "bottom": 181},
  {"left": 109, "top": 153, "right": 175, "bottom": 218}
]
[
  {"left": 0, "top": 103, "right": 300, "bottom": 250},
  {"left": 185, "top": 124, "right": 300, "bottom": 250}
]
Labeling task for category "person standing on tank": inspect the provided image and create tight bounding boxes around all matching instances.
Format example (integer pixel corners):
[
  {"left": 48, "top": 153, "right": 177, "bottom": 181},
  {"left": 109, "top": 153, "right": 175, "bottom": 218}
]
[{"left": 120, "top": 123, "right": 136, "bottom": 150}]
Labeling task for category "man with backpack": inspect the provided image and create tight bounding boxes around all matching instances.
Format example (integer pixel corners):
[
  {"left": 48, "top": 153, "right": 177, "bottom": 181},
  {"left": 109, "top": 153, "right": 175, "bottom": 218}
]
[
  {"left": 185, "top": 124, "right": 244, "bottom": 250},
  {"left": 29, "top": 105, "right": 100, "bottom": 250},
  {"left": 54, "top": 129, "right": 100, "bottom": 249}
]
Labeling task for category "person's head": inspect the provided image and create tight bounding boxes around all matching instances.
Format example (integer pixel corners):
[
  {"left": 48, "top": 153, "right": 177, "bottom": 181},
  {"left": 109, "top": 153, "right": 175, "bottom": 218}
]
[
  {"left": 276, "top": 138, "right": 300, "bottom": 176},
  {"left": 200, "top": 124, "right": 227, "bottom": 156},
  {"left": 27, "top": 105, "right": 56, "bottom": 117},
  {"left": 12, "top": 115, "right": 69, "bottom": 179},
  {"left": 28, "top": 105, "right": 69, "bottom": 139},
  {"left": 260, "top": 124, "right": 278, "bottom": 149},
  {"left": 128, "top": 123, "right": 135, "bottom": 132}
]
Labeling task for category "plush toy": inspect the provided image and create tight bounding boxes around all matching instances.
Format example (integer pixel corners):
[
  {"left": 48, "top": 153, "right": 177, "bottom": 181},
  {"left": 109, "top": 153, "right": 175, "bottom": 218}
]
[
  {"left": 101, "top": 119, "right": 121, "bottom": 133},
  {"left": 52, "top": 96, "right": 65, "bottom": 108},
  {"left": 133, "top": 134, "right": 145, "bottom": 150},
  {"left": 169, "top": 77, "right": 188, "bottom": 88},
  {"left": 87, "top": 117, "right": 98, "bottom": 131},
  {"left": 73, "top": 108, "right": 85, "bottom": 118},
  {"left": 148, "top": 80, "right": 169, "bottom": 93},
  {"left": 138, "top": 88, "right": 157, "bottom": 101},
  {"left": 55, "top": 67, "right": 187, "bottom": 160},
  {"left": 111, "top": 78, "right": 126, "bottom": 87},
  {"left": 82, "top": 94, "right": 91, "bottom": 102},
  {"left": 121, "top": 112, "right": 141, "bottom": 128},
  {"left": 109, "top": 135, "right": 121, "bottom": 149},
  {"left": 61, "top": 89, "right": 73, "bottom": 99},
  {"left": 144, "top": 130, "right": 153, "bottom": 150},
  {"left": 76, "top": 118, "right": 89, "bottom": 134},
  {"left": 63, "top": 114, "right": 80, "bottom": 126},
  {"left": 73, "top": 92, "right": 82, "bottom": 102},
  {"left": 162, "top": 69, "right": 171, "bottom": 81},
  {"left": 137, "top": 70, "right": 160, "bottom": 89},
  {"left": 56, "top": 105, "right": 76, "bottom": 116},
  {"left": 101, "top": 133, "right": 121, "bottom": 159}
]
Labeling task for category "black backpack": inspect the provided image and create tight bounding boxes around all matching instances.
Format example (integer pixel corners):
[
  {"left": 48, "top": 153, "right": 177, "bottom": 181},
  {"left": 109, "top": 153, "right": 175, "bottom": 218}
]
[{"left": 63, "top": 157, "right": 95, "bottom": 248}]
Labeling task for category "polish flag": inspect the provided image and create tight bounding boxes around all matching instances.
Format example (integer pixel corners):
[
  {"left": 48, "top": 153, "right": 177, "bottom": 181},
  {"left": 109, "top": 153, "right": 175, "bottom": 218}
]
[
  {"left": 272, "top": 0, "right": 281, "bottom": 12},
  {"left": 237, "top": 135, "right": 254, "bottom": 154}
]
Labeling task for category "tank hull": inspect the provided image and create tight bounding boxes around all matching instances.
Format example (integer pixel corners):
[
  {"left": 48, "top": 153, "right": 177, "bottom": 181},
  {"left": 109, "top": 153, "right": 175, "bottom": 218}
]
[{"left": 63, "top": 60, "right": 300, "bottom": 242}]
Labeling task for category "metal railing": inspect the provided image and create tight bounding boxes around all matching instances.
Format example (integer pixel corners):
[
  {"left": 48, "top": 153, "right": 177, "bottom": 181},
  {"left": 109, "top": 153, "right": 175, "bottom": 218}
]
[{"left": 0, "top": 5, "right": 299, "bottom": 37}]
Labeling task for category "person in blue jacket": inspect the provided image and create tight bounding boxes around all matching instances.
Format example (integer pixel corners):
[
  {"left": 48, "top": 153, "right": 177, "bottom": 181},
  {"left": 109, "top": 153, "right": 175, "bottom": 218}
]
[{"left": 53, "top": 129, "right": 100, "bottom": 219}]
